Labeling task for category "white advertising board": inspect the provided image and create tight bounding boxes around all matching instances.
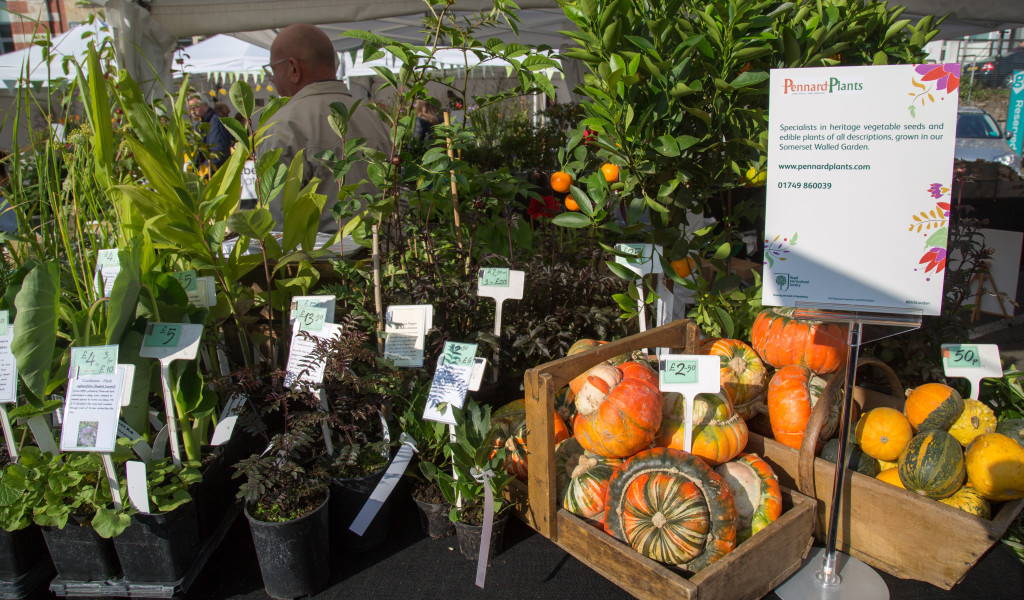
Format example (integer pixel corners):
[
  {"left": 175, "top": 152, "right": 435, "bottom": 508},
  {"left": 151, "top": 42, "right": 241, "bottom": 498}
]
[{"left": 764, "top": 64, "right": 960, "bottom": 315}]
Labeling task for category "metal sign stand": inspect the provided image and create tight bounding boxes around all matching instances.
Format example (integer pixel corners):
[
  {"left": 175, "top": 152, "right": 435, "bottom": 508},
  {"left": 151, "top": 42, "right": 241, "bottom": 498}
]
[{"left": 776, "top": 303, "right": 922, "bottom": 600}]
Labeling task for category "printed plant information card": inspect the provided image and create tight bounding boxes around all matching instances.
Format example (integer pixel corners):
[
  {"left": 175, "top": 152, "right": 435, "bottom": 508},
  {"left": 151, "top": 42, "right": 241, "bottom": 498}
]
[
  {"left": 61, "top": 346, "right": 125, "bottom": 453},
  {"left": 764, "top": 64, "right": 959, "bottom": 315},
  {"left": 384, "top": 305, "right": 433, "bottom": 368}
]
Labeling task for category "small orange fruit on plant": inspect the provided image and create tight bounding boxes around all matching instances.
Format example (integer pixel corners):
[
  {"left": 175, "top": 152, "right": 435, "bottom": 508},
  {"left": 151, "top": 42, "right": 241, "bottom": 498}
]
[
  {"left": 565, "top": 197, "right": 579, "bottom": 211},
  {"left": 670, "top": 256, "right": 696, "bottom": 278},
  {"left": 600, "top": 163, "right": 619, "bottom": 183},
  {"left": 551, "top": 171, "right": 572, "bottom": 193}
]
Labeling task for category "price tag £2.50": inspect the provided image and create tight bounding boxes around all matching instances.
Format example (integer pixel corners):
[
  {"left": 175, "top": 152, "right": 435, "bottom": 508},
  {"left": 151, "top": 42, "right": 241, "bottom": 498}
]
[{"left": 657, "top": 354, "right": 721, "bottom": 453}]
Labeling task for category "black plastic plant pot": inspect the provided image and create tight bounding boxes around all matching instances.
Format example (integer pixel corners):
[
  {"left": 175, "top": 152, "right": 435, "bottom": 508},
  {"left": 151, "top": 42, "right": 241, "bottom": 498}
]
[
  {"left": 113, "top": 501, "right": 200, "bottom": 583},
  {"left": 413, "top": 497, "right": 455, "bottom": 539},
  {"left": 329, "top": 465, "right": 391, "bottom": 553},
  {"left": 0, "top": 525, "right": 51, "bottom": 580},
  {"left": 192, "top": 445, "right": 232, "bottom": 540},
  {"left": 246, "top": 492, "right": 330, "bottom": 600},
  {"left": 454, "top": 511, "right": 510, "bottom": 562},
  {"left": 40, "top": 514, "right": 121, "bottom": 582}
]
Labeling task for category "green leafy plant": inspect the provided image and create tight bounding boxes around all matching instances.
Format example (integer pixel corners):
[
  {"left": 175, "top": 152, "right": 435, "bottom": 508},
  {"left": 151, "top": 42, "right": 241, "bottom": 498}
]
[{"left": 435, "top": 399, "right": 513, "bottom": 524}]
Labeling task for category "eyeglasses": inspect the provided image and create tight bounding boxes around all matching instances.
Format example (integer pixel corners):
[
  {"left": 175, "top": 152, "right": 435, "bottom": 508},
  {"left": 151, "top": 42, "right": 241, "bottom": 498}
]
[{"left": 262, "top": 57, "right": 291, "bottom": 79}]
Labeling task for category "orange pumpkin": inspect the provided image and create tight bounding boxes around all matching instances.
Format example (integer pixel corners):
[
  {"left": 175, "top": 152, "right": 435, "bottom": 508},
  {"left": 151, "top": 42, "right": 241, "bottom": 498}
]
[
  {"left": 699, "top": 338, "right": 768, "bottom": 421},
  {"left": 854, "top": 407, "right": 914, "bottom": 462},
  {"left": 656, "top": 390, "right": 748, "bottom": 466},
  {"left": 766, "top": 365, "right": 840, "bottom": 451},
  {"left": 573, "top": 361, "right": 663, "bottom": 458},
  {"left": 750, "top": 307, "right": 848, "bottom": 374}
]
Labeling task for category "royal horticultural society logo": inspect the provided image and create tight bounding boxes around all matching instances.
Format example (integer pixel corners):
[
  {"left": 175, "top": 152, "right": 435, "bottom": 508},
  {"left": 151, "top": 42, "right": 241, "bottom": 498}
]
[
  {"left": 783, "top": 77, "right": 864, "bottom": 95},
  {"left": 775, "top": 274, "right": 790, "bottom": 292},
  {"left": 1014, "top": 71, "right": 1024, "bottom": 94}
]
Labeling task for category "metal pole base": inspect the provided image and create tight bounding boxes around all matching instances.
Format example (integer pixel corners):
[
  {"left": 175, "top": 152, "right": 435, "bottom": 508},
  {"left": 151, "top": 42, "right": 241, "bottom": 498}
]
[{"left": 776, "top": 547, "right": 889, "bottom": 600}]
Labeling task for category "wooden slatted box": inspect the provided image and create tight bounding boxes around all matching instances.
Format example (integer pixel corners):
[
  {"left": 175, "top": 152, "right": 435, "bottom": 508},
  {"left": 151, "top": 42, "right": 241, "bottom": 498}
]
[{"left": 511, "top": 320, "right": 817, "bottom": 600}]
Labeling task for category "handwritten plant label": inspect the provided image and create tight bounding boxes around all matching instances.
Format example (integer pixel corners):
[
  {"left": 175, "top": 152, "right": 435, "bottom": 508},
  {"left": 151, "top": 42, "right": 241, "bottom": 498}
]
[
  {"left": 138, "top": 323, "right": 203, "bottom": 362},
  {"left": 0, "top": 319, "right": 15, "bottom": 404},
  {"left": 70, "top": 345, "right": 118, "bottom": 378},
  {"left": 614, "top": 243, "right": 664, "bottom": 277},
  {"left": 477, "top": 270, "right": 524, "bottom": 337},
  {"left": 423, "top": 342, "right": 478, "bottom": 424},
  {"left": 295, "top": 306, "right": 327, "bottom": 333},
  {"left": 479, "top": 268, "right": 510, "bottom": 287},
  {"left": 93, "top": 249, "right": 121, "bottom": 297},
  {"left": 289, "top": 296, "right": 335, "bottom": 329},
  {"left": 61, "top": 355, "right": 129, "bottom": 453},
  {"left": 144, "top": 323, "right": 183, "bottom": 348},
  {"left": 384, "top": 305, "right": 432, "bottom": 368},
  {"left": 658, "top": 354, "right": 721, "bottom": 453},
  {"left": 172, "top": 270, "right": 197, "bottom": 293},
  {"left": 941, "top": 343, "right": 1002, "bottom": 399}
]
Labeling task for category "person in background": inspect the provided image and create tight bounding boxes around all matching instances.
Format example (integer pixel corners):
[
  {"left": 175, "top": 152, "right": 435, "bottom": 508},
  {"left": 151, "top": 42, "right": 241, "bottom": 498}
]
[
  {"left": 214, "top": 102, "right": 231, "bottom": 118},
  {"left": 412, "top": 99, "right": 441, "bottom": 142},
  {"left": 261, "top": 23, "right": 392, "bottom": 235},
  {"left": 188, "top": 95, "right": 232, "bottom": 171}
]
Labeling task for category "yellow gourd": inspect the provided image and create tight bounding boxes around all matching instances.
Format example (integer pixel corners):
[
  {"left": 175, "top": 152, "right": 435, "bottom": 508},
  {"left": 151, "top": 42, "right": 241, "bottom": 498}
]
[
  {"left": 947, "top": 398, "right": 997, "bottom": 447},
  {"left": 964, "top": 433, "right": 1024, "bottom": 501},
  {"left": 876, "top": 468, "right": 905, "bottom": 489},
  {"left": 938, "top": 484, "right": 991, "bottom": 519}
]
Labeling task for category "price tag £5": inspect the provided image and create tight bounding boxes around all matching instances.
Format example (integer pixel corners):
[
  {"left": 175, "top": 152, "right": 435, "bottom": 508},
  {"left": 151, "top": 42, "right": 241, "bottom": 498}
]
[{"left": 144, "top": 323, "right": 183, "bottom": 348}]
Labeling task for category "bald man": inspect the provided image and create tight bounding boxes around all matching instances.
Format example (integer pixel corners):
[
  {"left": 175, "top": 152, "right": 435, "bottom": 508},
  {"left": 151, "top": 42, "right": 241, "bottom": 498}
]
[{"left": 262, "top": 23, "right": 391, "bottom": 235}]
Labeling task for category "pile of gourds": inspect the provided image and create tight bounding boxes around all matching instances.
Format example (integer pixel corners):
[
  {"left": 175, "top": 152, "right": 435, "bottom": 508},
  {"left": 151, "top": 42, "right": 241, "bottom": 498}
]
[
  {"left": 857, "top": 383, "right": 1024, "bottom": 517},
  {"left": 737, "top": 307, "right": 1024, "bottom": 517},
  {"left": 492, "top": 338, "right": 785, "bottom": 573}
]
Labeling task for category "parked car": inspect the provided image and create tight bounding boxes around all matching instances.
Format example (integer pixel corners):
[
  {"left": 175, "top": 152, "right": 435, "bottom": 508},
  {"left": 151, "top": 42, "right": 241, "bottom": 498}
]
[
  {"left": 955, "top": 106, "right": 1022, "bottom": 176},
  {"left": 965, "top": 50, "right": 1024, "bottom": 88}
]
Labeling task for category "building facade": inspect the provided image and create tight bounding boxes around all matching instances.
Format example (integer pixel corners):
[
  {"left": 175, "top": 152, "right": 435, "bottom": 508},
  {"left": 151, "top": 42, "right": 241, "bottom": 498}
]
[{"left": 1, "top": 0, "right": 101, "bottom": 52}]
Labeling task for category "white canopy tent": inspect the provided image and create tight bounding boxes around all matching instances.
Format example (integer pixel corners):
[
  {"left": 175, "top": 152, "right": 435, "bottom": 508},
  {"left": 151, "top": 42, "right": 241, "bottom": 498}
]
[
  {"left": 99, "top": 0, "right": 1024, "bottom": 99},
  {"left": 0, "top": 20, "right": 112, "bottom": 89},
  {"left": 174, "top": 34, "right": 269, "bottom": 84}
]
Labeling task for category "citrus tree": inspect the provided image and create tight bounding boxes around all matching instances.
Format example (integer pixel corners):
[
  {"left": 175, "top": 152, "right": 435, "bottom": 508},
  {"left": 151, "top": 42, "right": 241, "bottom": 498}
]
[{"left": 552, "top": 0, "right": 941, "bottom": 337}]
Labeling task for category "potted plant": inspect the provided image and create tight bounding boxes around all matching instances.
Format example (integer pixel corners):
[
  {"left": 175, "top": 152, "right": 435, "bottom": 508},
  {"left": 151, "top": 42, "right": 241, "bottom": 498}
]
[
  {"left": 0, "top": 420, "right": 55, "bottom": 593},
  {"left": 397, "top": 379, "right": 456, "bottom": 538},
  {"left": 110, "top": 456, "right": 203, "bottom": 583},
  {"left": 436, "top": 399, "right": 514, "bottom": 560},
  {"left": 233, "top": 366, "right": 332, "bottom": 600}
]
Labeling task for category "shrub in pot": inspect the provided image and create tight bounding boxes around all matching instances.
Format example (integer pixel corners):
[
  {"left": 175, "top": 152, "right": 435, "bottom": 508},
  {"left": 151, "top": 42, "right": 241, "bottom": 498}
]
[
  {"left": 398, "top": 379, "right": 456, "bottom": 538},
  {"left": 436, "top": 400, "right": 515, "bottom": 560},
  {"left": 233, "top": 368, "right": 332, "bottom": 600}
]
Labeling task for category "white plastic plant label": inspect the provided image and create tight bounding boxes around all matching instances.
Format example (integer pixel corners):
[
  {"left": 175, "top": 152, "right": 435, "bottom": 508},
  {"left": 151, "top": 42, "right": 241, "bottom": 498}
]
[
  {"left": 614, "top": 243, "right": 664, "bottom": 277},
  {"left": 423, "top": 342, "right": 477, "bottom": 424},
  {"left": 658, "top": 354, "right": 721, "bottom": 453},
  {"left": 138, "top": 323, "right": 204, "bottom": 362},
  {"left": 93, "top": 249, "right": 120, "bottom": 297},
  {"left": 349, "top": 434, "right": 418, "bottom": 536},
  {"left": 211, "top": 392, "right": 247, "bottom": 446},
  {"left": 477, "top": 269, "right": 524, "bottom": 337},
  {"left": 384, "top": 305, "right": 433, "bottom": 367},
  {"left": 0, "top": 322, "right": 17, "bottom": 404},
  {"left": 289, "top": 295, "right": 335, "bottom": 329},
  {"left": 941, "top": 343, "right": 1002, "bottom": 400},
  {"left": 126, "top": 460, "right": 151, "bottom": 514},
  {"left": 118, "top": 420, "right": 153, "bottom": 461},
  {"left": 468, "top": 357, "right": 487, "bottom": 392},
  {"left": 61, "top": 356, "right": 129, "bottom": 453}
]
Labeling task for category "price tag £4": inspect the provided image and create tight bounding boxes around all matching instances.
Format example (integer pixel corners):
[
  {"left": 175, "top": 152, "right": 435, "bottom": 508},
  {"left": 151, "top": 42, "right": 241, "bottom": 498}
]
[
  {"left": 657, "top": 354, "right": 721, "bottom": 453},
  {"left": 70, "top": 345, "right": 118, "bottom": 378}
]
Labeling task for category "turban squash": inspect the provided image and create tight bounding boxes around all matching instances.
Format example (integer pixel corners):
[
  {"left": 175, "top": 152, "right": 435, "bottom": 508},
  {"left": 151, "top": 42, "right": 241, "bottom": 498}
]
[
  {"left": 554, "top": 437, "right": 622, "bottom": 522},
  {"left": 573, "top": 361, "right": 663, "bottom": 458},
  {"left": 603, "top": 447, "right": 737, "bottom": 571},
  {"left": 656, "top": 390, "right": 748, "bottom": 466},
  {"left": 750, "top": 307, "right": 848, "bottom": 374},
  {"left": 699, "top": 338, "right": 768, "bottom": 421}
]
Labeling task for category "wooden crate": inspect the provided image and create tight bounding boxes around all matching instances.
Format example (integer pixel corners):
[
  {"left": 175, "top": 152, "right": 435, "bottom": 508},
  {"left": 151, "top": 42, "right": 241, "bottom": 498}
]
[
  {"left": 517, "top": 320, "right": 817, "bottom": 600},
  {"left": 747, "top": 358, "right": 1024, "bottom": 590}
]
